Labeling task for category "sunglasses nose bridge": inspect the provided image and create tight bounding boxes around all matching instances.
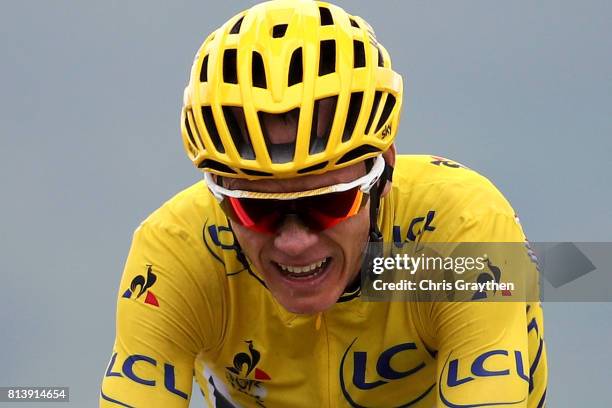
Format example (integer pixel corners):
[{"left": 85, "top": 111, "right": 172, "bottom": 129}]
[
  {"left": 272, "top": 215, "right": 319, "bottom": 255},
  {"left": 272, "top": 201, "right": 299, "bottom": 230}
]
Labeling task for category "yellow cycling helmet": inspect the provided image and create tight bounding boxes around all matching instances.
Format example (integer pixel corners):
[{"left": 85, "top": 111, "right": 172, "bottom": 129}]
[{"left": 181, "top": 0, "right": 403, "bottom": 179}]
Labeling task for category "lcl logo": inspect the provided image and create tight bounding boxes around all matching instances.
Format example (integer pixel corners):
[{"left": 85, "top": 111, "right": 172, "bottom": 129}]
[
  {"left": 339, "top": 338, "right": 434, "bottom": 407},
  {"left": 393, "top": 210, "right": 437, "bottom": 248}
]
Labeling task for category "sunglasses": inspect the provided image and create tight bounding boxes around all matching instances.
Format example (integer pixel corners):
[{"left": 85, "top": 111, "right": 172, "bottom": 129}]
[{"left": 204, "top": 155, "right": 385, "bottom": 234}]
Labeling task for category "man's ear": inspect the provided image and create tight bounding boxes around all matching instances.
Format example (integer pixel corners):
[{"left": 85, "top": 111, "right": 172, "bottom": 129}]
[{"left": 381, "top": 144, "right": 396, "bottom": 197}]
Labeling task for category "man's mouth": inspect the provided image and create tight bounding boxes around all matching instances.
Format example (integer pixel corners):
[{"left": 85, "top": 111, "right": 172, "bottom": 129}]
[{"left": 273, "top": 257, "right": 331, "bottom": 280}]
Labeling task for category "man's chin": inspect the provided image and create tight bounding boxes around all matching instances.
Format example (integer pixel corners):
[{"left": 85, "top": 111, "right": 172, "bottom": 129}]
[
  {"left": 268, "top": 282, "right": 343, "bottom": 314},
  {"left": 276, "top": 294, "right": 338, "bottom": 315}
]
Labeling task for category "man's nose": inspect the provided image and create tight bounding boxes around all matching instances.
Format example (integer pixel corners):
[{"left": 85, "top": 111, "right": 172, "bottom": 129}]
[{"left": 273, "top": 215, "right": 319, "bottom": 256}]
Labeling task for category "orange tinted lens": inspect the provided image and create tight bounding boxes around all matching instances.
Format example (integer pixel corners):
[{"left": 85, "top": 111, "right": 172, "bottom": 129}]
[
  {"left": 303, "top": 188, "right": 365, "bottom": 231},
  {"left": 223, "top": 197, "right": 283, "bottom": 233},
  {"left": 220, "top": 188, "right": 366, "bottom": 233}
]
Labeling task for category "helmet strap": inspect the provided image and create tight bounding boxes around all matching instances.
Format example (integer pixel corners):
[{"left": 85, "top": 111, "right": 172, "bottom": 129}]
[
  {"left": 368, "top": 161, "right": 394, "bottom": 243},
  {"left": 350, "top": 160, "right": 393, "bottom": 296}
]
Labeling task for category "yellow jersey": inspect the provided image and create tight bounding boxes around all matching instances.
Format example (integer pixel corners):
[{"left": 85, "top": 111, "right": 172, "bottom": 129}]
[{"left": 100, "top": 155, "right": 547, "bottom": 407}]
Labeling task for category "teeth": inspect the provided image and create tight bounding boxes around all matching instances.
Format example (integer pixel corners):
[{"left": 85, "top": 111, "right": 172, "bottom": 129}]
[{"left": 277, "top": 259, "right": 326, "bottom": 274}]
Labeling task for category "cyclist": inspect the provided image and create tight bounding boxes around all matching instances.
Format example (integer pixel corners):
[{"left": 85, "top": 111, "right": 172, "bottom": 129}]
[{"left": 100, "top": 1, "right": 547, "bottom": 406}]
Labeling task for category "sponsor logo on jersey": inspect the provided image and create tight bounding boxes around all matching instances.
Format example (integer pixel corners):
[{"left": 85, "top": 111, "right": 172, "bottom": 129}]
[
  {"left": 339, "top": 337, "right": 435, "bottom": 407},
  {"left": 430, "top": 156, "right": 466, "bottom": 169},
  {"left": 207, "top": 224, "right": 239, "bottom": 251},
  {"left": 393, "top": 210, "right": 436, "bottom": 248},
  {"left": 439, "top": 349, "right": 528, "bottom": 406},
  {"left": 224, "top": 340, "right": 270, "bottom": 407},
  {"left": 122, "top": 264, "right": 159, "bottom": 307},
  {"left": 104, "top": 352, "right": 189, "bottom": 399},
  {"left": 471, "top": 259, "right": 512, "bottom": 299},
  {"left": 203, "top": 222, "right": 254, "bottom": 275}
]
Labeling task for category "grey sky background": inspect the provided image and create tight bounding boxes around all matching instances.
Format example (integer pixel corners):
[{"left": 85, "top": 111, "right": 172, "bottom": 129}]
[{"left": 0, "top": 0, "right": 610, "bottom": 406}]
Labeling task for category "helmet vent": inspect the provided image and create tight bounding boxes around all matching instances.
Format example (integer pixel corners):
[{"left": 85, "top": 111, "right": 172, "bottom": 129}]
[
  {"left": 319, "top": 7, "right": 334, "bottom": 26},
  {"left": 336, "top": 145, "right": 382, "bottom": 165},
  {"left": 251, "top": 51, "right": 267, "bottom": 88},
  {"left": 272, "top": 24, "right": 288, "bottom": 38},
  {"left": 241, "top": 168, "right": 272, "bottom": 177},
  {"left": 230, "top": 16, "right": 244, "bottom": 34},
  {"left": 198, "top": 159, "right": 236, "bottom": 174},
  {"left": 223, "top": 49, "right": 238, "bottom": 84},
  {"left": 353, "top": 40, "right": 365, "bottom": 68},
  {"left": 184, "top": 108, "right": 200, "bottom": 148},
  {"left": 375, "top": 94, "right": 396, "bottom": 135},
  {"left": 309, "top": 96, "right": 337, "bottom": 155},
  {"left": 342, "top": 92, "right": 363, "bottom": 142},
  {"left": 288, "top": 47, "right": 303, "bottom": 86},
  {"left": 349, "top": 18, "right": 360, "bottom": 28},
  {"left": 364, "top": 91, "right": 382, "bottom": 135},
  {"left": 258, "top": 109, "right": 299, "bottom": 163},
  {"left": 200, "top": 55, "right": 209, "bottom": 82},
  {"left": 318, "top": 40, "right": 336, "bottom": 76},
  {"left": 377, "top": 46, "right": 385, "bottom": 67},
  {"left": 298, "top": 161, "right": 328, "bottom": 174},
  {"left": 222, "top": 106, "right": 256, "bottom": 159},
  {"left": 201, "top": 106, "right": 225, "bottom": 153}
]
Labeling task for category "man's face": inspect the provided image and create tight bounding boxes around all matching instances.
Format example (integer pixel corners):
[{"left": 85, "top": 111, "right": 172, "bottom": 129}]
[
  {"left": 222, "top": 100, "right": 372, "bottom": 314},
  {"left": 224, "top": 164, "right": 371, "bottom": 315}
]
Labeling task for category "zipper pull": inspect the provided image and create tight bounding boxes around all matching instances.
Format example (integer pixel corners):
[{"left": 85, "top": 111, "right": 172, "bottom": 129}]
[{"left": 315, "top": 312, "right": 323, "bottom": 330}]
